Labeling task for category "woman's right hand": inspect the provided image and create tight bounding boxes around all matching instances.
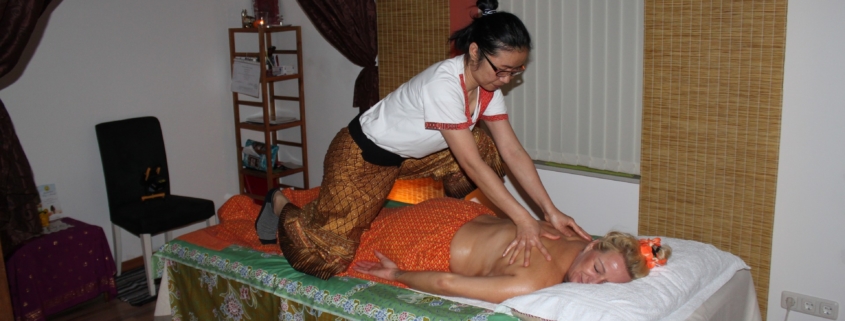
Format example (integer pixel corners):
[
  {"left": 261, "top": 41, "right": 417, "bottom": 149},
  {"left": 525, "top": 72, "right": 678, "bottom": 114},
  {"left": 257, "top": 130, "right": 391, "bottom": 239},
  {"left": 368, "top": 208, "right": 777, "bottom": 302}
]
[{"left": 502, "top": 218, "right": 560, "bottom": 267}]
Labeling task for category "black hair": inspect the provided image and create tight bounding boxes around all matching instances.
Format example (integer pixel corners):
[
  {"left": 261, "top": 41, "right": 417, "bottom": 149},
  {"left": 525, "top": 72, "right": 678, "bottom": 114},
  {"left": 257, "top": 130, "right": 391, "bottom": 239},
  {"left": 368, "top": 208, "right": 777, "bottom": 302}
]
[{"left": 449, "top": 0, "right": 532, "bottom": 57}]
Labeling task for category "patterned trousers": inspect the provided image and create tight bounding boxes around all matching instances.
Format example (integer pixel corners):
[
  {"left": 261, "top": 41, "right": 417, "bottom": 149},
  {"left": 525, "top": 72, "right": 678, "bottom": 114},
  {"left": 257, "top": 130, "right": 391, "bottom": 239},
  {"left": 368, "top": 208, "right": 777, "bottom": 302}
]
[{"left": 278, "top": 126, "right": 504, "bottom": 279}]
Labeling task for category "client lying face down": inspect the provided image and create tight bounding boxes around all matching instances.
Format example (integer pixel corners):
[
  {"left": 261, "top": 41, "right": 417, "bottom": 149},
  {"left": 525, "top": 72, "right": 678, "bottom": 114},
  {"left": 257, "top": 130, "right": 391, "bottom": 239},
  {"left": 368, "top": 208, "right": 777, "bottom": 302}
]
[{"left": 341, "top": 198, "right": 671, "bottom": 303}]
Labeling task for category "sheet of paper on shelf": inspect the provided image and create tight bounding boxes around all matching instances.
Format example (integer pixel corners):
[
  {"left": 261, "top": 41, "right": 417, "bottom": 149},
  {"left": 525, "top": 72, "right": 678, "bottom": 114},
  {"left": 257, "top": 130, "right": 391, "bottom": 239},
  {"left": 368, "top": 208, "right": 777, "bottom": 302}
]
[
  {"left": 231, "top": 60, "right": 261, "bottom": 97},
  {"left": 242, "top": 145, "right": 260, "bottom": 157}
]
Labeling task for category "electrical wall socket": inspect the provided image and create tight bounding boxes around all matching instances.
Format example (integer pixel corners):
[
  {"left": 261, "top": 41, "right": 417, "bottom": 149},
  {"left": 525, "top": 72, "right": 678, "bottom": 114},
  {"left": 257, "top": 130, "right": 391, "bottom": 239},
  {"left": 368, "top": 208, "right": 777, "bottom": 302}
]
[{"left": 782, "top": 291, "right": 839, "bottom": 320}]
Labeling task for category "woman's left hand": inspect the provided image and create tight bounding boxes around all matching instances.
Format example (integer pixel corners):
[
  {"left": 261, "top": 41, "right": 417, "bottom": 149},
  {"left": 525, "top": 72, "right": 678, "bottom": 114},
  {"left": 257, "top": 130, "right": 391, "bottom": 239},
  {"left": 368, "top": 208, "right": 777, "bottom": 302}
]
[{"left": 546, "top": 209, "right": 592, "bottom": 241}]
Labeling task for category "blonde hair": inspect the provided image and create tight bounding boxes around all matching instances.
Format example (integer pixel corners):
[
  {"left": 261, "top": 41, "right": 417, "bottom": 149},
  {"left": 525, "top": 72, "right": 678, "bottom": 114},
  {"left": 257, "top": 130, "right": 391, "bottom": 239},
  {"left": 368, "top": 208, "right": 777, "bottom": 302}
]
[{"left": 593, "top": 231, "right": 673, "bottom": 280}]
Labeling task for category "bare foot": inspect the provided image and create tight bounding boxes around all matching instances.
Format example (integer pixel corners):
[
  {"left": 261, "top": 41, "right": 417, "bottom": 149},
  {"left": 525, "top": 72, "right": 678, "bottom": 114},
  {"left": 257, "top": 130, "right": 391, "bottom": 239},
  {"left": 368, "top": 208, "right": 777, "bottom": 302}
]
[{"left": 272, "top": 189, "right": 289, "bottom": 216}]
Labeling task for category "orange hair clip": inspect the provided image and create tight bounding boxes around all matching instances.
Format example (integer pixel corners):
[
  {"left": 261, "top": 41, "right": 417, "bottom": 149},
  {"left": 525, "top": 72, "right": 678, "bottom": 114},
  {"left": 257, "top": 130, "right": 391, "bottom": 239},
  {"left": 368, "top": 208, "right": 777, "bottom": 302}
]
[{"left": 639, "top": 238, "right": 667, "bottom": 269}]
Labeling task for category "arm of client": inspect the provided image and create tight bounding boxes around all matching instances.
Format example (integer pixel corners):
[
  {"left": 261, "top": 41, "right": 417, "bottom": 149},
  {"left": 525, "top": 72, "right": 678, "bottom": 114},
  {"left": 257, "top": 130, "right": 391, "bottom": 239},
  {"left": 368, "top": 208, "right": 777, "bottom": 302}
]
[{"left": 354, "top": 251, "right": 542, "bottom": 303}]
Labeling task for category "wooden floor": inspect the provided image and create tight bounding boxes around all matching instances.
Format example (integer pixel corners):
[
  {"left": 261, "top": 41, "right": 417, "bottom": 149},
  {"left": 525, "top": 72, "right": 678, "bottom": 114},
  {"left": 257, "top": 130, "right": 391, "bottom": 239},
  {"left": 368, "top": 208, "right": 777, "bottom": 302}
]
[{"left": 46, "top": 294, "right": 157, "bottom": 321}]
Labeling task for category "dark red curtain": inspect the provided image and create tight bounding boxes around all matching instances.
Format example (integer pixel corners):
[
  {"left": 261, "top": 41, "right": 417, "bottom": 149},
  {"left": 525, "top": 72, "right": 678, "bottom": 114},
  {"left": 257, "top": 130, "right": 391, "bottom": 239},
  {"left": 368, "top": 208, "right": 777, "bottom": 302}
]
[
  {"left": 295, "top": 0, "right": 379, "bottom": 112},
  {"left": 0, "top": 0, "right": 55, "bottom": 257}
]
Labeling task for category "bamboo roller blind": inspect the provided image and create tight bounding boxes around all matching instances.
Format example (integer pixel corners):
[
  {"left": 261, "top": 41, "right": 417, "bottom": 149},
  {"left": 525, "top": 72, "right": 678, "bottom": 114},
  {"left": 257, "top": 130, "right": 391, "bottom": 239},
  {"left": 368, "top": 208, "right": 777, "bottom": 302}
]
[
  {"left": 640, "top": 1, "right": 787, "bottom": 319},
  {"left": 376, "top": 0, "right": 451, "bottom": 98}
]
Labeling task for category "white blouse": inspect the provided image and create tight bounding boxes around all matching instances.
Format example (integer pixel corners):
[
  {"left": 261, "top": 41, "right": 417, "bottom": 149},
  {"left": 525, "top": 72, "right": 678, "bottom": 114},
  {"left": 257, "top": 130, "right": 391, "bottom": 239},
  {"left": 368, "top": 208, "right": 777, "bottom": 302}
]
[{"left": 358, "top": 55, "right": 509, "bottom": 159}]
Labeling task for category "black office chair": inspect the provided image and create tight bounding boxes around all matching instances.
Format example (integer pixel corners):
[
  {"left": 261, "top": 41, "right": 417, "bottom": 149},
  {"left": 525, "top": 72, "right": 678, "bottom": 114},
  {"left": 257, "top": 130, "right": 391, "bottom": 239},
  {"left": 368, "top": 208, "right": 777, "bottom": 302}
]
[{"left": 95, "top": 116, "right": 216, "bottom": 296}]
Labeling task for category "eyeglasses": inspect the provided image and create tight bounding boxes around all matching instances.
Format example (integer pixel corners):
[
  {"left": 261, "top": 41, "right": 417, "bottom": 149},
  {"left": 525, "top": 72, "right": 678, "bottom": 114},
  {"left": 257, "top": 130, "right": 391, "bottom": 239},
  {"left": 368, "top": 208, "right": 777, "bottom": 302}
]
[{"left": 482, "top": 54, "right": 526, "bottom": 78}]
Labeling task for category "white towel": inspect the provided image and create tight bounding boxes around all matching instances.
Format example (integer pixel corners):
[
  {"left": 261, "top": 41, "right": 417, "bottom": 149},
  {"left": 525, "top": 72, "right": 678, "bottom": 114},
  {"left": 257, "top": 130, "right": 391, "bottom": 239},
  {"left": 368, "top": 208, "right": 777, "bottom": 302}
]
[{"left": 493, "top": 237, "right": 750, "bottom": 321}]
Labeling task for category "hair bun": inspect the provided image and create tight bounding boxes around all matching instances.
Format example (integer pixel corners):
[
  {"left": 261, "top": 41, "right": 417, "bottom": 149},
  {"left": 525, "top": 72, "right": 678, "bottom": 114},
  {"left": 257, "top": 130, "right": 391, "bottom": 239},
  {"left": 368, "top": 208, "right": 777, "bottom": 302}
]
[{"left": 477, "top": 0, "right": 499, "bottom": 15}]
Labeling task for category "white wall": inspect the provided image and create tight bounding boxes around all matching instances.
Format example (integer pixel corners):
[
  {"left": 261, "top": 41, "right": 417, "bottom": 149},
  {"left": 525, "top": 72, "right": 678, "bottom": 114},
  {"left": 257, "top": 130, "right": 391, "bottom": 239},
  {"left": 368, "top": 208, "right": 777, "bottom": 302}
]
[
  {"left": 767, "top": 1, "right": 845, "bottom": 320},
  {"left": 0, "top": 0, "right": 358, "bottom": 262},
  {"left": 277, "top": 1, "right": 360, "bottom": 184},
  {"left": 502, "top": 173, "right": 639, "bottom": 235},
  {"left": 3, "top": 1, "right": 843, "bottom": 320}
]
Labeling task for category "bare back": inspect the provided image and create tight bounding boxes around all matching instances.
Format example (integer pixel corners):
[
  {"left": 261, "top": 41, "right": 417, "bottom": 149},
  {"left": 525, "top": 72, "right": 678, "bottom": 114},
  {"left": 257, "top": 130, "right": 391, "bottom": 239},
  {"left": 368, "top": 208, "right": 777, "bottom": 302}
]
[{"left": 450, "top": 215, "right": 589, "bottom": 290}]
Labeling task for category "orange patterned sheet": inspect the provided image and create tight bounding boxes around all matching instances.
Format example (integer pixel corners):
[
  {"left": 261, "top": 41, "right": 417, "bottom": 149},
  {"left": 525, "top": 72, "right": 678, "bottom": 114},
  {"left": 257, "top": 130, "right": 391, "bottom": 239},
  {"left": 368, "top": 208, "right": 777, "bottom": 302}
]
[
  {"left": 185, "top": 180, "right": 488, "bottom": 288},
  {"left": 337, "top": 198, "right": 493, "bottom": 288},
  {"left": 181, "top": 194, "right": 280, "bottom": 254},
  {"left": 182, "top": 188, "right": 325, "bottom": 254}
]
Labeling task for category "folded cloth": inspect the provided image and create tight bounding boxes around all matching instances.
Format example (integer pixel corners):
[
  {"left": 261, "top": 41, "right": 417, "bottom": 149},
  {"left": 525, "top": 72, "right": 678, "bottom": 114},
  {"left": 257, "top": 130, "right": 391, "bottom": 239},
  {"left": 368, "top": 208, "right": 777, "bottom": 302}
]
[
  {"left": 494, "top": 237, "right": 751, "bottom": 321},
  {"left": 213, "top": 195, "right": 281, "bottom": 254},
  {"left": 213, "top": 189, "right": 321, "bottom": 253},
  {"left": 338, "top": 197, "right": 493, "bottom": 288}
]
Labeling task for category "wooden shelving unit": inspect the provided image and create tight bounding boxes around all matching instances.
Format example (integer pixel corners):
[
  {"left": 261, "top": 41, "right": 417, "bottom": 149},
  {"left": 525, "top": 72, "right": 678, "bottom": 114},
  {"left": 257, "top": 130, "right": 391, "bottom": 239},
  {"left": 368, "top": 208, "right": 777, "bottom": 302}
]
[{"left": 229, "top": 26, "right": 309, "bottom": 201}]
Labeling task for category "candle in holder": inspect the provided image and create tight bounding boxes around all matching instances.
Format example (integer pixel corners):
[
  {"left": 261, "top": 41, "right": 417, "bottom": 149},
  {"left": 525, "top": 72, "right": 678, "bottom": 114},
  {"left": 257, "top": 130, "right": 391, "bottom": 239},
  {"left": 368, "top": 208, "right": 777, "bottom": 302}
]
[{"left": 253, "top": 17, "right": 265, "bottom": 28}]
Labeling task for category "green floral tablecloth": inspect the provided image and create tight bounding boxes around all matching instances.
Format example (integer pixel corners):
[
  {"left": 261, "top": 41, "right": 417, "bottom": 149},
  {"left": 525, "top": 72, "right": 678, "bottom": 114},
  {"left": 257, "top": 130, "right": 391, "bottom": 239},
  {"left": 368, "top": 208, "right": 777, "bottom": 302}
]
[{"left": 153, "top": 240, "right": 517, "bottom": 321}]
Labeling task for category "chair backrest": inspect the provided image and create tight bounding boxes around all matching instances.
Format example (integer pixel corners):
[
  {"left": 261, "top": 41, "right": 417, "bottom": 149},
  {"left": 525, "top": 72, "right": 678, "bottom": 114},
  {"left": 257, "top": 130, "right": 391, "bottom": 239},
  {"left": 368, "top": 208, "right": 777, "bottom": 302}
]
[{"left": 95, "top": 116, "right": 170, "bottom": 216}]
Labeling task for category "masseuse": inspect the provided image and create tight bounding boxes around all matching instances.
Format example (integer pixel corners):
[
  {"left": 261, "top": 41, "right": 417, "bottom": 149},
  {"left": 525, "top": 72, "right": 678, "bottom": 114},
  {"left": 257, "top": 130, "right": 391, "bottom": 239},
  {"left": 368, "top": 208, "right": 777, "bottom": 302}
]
[{"left": 255, "top": 0, "right": 590, "bottom": 279}]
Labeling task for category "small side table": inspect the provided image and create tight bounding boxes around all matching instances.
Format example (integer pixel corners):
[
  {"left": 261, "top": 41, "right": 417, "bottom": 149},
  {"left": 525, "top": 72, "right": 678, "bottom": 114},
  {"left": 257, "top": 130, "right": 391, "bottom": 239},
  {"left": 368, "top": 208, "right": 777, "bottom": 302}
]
[{"left": 5, "top": 218, "right": 117, "bottom": 321}]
